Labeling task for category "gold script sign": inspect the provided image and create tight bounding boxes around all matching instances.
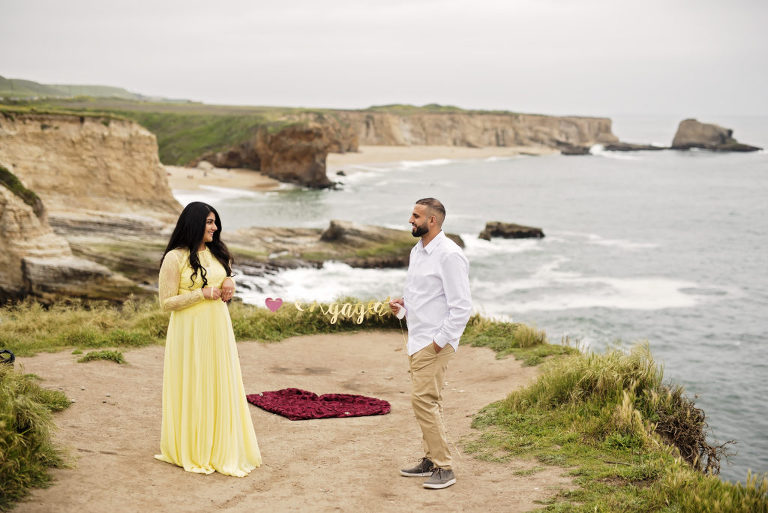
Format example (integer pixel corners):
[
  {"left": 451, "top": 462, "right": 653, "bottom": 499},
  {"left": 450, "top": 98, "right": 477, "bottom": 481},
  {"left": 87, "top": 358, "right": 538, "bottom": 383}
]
[{"left": 294, "top": 298, "right": 393, "bottom": 324}]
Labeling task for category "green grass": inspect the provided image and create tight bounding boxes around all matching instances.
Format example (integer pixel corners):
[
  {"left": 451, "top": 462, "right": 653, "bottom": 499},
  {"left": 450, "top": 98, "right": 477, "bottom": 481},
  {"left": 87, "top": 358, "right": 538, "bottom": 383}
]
[
  {"left": 0, "top": 298, "right": 567, "bottom": 366},
  {"left": 364, "top": 103, "right": 467, "bottom": 114},
  {"left": 466, "top": 344, "right": 768, "bottom": 512},
  {"left": 0, "top": 75, "right": 145, "bottom": 100},
  {"left": 0, "top": 98, "right": 300, "bottom": 166},
  {"left": 0, "top": 299, "right": 162, "bottom": 357},
  {"left": 0, "top": 164, "right": 45, "bottom": 218},
  {"left": 0, "top": 104, "right": 125, "bottom": 122},
  {"left": 76, "top": 350, "right": 126, "bottom": 364},
  {"left": 297, "top": 237, "right": 414, "bottom": 264},
  {"left": 111, "top": 110, "right": 281, "bottom": 165},
  {"left": 0, "top": 365, "right": 70, "bottom": 511},
  {"left": 0, "top": 97, "right": 536, "bottom": 168},
  {"left": 462, "top": 314, "right": 577, "bottom": 365},
  {"left": 3, "top": 297, "right": 760, "bottom": 510},
  {"left": 352, "top": 238, "right": 415, "bottom": 259}
]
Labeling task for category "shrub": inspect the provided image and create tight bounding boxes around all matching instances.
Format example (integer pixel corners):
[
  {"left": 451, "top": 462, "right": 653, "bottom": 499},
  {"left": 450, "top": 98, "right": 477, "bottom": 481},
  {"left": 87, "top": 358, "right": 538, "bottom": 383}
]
[
  {"left": 0, "top": 366, "right": 69, "bottom": 510},
  {"left": 77, "top": 350, "right": 126, "bottom": 364}
]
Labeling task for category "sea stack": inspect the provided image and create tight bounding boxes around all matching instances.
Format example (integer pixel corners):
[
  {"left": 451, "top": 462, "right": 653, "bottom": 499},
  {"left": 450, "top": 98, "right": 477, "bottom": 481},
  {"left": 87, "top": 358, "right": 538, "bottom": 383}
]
[{"left": 671, "top": 119, "right": 761, "bottom": 152}]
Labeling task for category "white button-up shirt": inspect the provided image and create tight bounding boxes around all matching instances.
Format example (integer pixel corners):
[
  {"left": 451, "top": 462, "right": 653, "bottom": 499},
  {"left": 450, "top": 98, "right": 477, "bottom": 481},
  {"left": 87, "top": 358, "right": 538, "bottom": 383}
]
[{"left": 403, "top": 231, "right": 472, "bottom": 356}]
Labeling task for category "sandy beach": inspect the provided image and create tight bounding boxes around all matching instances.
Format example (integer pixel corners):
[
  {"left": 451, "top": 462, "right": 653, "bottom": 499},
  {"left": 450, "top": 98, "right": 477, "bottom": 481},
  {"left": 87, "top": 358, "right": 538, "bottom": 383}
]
[
  {"left": 166, "top": 145, "right": 555, "bottom": 192},
  {"left": 14, "top": 332, "right": 571, "bottom": 513},
  {"left": 165, "top": 165, "right": 282, "bottom": 192}
]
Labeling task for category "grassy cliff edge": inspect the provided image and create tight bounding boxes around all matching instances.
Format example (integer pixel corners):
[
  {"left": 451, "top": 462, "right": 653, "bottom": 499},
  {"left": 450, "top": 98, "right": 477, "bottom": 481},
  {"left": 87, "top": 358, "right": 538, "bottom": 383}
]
[{"left": 0, "top": 299, "right": 765, "bottom": 511}]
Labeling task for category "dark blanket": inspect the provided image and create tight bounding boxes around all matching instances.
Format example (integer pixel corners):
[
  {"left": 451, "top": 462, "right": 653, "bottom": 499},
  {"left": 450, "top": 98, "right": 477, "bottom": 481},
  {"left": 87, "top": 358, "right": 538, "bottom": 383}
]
[{"left": 246, "top": 388, "right": 391, "bottom": 421}]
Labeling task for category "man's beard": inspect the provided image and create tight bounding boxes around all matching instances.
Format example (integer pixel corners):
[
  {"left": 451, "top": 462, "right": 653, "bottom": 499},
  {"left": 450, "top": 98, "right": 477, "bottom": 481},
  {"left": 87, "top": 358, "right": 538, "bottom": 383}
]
[{"left": 411, "top": 223, "right": 428, "bottom": 238}]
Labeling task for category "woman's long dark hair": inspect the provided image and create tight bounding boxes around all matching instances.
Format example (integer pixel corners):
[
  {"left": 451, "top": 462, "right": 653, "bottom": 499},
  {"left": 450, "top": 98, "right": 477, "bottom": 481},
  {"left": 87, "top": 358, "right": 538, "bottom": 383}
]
[{"left": 161, "top": 202, "right": 233, "bottom": 288}]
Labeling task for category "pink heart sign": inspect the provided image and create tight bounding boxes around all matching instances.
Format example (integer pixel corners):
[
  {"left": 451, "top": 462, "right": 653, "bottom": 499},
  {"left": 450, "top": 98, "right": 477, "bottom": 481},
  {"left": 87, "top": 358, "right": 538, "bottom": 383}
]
[{"left": 265, "top": 297, "right": 283, "bottom": 312}]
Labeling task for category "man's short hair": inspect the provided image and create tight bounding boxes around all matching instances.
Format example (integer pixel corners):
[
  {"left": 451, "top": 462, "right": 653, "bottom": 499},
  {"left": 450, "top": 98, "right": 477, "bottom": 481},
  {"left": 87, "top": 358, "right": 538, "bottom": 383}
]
[{"left": 415, "top": 198, "right": 446, "bottom": 225}]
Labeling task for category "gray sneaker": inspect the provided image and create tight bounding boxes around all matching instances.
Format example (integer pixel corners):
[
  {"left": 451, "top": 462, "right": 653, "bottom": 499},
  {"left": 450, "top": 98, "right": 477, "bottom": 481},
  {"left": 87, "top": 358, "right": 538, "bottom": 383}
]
[
  {"left": 400, "top": 457, "right": 435, "bottom": 477},
  {"left": 423, "top": 468, "right": 456, "bottom": 489}
]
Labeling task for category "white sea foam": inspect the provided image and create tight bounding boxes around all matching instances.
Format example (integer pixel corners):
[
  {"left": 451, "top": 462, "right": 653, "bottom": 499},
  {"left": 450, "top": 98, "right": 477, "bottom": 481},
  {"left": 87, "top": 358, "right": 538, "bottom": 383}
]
[
  {"left": 330, "top": 166, "right": 383, "bottom": 185},
  {"left": 237, "top": 262, "right": 407, "bottom": 306},
  {"left": 236, "top": 253, "right": 711, "bottom": 316},
  {"left": 473, "top": 256, "right": 707, "bottom": 312},
  {"left": 585, "top": 233, "right": 658, "bottom": 249},
  {"left": 551, "top": 230, "right": 658, "bottom": 250},
  {"left": 590, "top": 144, "right": 641, "bottom": 160},
  {"left": 476, "top": 277, "right": 698, "bottom": 313},
  {"left": 484, "top": 156, "right": 519, "bottom": 162},
  {"left": 462, "top": 235, "right": 545, "bottom": 259},
  {"left": 397, "top": 158, "right": 453, "bottom": 169}
]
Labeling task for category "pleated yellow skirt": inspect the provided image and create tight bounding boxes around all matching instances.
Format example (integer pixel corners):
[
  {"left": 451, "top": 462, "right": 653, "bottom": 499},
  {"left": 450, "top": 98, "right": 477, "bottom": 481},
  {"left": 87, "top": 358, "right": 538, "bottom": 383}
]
[{"left": 154, "top": 300, "right": 261, "bottom": 476}]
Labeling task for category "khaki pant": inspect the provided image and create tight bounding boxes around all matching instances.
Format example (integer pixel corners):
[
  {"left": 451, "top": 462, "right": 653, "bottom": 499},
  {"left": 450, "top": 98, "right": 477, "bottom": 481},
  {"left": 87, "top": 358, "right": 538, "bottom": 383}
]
[{"left": 409, "top": 343, "right": 455, "bottom": 469}]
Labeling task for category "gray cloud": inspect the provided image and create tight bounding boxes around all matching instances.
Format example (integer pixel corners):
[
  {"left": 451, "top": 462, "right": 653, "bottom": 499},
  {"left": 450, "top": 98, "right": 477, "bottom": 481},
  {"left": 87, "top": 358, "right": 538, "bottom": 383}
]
[{"left": 1, "top": 0, "right": 766, "bottom": 116}]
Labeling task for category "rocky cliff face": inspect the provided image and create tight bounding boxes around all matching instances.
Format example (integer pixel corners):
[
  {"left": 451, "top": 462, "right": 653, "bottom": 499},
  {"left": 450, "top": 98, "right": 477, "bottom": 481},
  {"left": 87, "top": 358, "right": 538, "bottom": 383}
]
[
  {"left": 0, "top": 112, "right": 180, "bottom": 220},
  {"left": 671, "top": 119, "right": 761, "bottom": 152},
  {"left": 333, "top": 111, "right": 618, "bottom": 150},
  {"left": 0, "top": 112, "right": 180, "bottom": 301},
  {"left": 0, "top": 176, "right": 137, "bottom": 302},
  {"left": 197, "top": 116, "right": 358, "bottom": 189},
  {"left": 197, "top": 110, "right": 620, "bottom": 187},
  {"left": 253, "top": 123, "right": 334, "bottom": 188}
]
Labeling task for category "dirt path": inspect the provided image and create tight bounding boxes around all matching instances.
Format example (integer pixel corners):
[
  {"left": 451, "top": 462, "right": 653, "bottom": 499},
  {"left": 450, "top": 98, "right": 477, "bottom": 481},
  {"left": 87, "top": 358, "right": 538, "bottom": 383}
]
[{"left": 14, "top": 332, "right": 571, "bottom": 512}]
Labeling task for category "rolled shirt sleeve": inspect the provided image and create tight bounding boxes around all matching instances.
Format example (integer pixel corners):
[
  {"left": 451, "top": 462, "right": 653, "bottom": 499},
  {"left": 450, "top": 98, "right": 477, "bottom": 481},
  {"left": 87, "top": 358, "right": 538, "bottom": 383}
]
[{"left": 432, "top": 252, "right": 472, "bottom": 347}]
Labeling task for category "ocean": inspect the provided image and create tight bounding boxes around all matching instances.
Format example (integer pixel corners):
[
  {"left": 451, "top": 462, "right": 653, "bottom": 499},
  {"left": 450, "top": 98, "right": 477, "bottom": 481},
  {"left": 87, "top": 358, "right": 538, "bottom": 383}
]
[{"left": 174, "top": 115, "right": 768, "bottom": 483}]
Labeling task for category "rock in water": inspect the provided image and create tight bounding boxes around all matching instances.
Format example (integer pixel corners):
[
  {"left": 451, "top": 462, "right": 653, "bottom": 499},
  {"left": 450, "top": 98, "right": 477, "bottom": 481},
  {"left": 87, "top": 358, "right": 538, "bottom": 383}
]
[
  {"left": 558, "top": 144, "right": 591, "bottom": 155},
  {"left": 603, "top": 142, "right": 667, "bottom": 151},
  {"left": 320, "top": 220, "right": 464, "bottom": 248},
  {"left": 671, "top": 119, "right": 761, "bottom": 152},
  {"left": 479, "top": 222, "right": 545, "bottom": 241}
]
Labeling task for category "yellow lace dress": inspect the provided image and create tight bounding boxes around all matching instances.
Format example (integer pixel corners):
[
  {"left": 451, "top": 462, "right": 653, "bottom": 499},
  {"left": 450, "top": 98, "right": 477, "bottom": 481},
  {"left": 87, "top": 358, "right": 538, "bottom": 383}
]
[{"left": 154, "top": 247, "right": 261, "bottom": 476}]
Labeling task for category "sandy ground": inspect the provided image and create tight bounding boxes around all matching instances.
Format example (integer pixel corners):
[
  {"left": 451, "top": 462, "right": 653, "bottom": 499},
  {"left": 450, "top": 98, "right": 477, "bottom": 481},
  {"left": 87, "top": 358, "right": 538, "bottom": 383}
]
[
  {"left": 165, "top": 165, "right": 282, "bottom": 192},
  {"left": 14, "top": 331, "right": 572, "bottom": 513},
  {"left": 165, "top": 145, "right": 555, "bottom": 192}
]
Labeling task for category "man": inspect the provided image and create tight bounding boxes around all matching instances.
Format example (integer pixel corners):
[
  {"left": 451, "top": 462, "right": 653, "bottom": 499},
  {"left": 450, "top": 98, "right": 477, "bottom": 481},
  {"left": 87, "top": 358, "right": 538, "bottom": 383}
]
[{"left": 390, "top": 198, "right": 472, "bottom": 490}]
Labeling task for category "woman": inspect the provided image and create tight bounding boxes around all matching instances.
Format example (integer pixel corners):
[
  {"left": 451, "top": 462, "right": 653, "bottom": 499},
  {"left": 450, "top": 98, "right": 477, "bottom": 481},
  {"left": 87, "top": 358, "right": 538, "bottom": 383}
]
[{"left": 154, "top": 201, "right": 261, "bottom": 477}]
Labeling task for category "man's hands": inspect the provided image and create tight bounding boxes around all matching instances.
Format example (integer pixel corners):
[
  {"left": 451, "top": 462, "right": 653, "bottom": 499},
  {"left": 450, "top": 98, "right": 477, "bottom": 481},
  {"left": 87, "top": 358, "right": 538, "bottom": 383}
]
[
  {"left": 389, "top": 297, "right": 404, "bottom": 314},
  {"left": 203, "top": 278, "right": 235, "bottom": 302},
  {"left": 390, "top": 297, "right": 441, "bottom": 352}
]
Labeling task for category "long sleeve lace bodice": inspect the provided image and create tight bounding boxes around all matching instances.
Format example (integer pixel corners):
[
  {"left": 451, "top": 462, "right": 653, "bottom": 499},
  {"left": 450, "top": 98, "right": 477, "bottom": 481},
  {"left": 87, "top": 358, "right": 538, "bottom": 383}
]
[
  {"left": 158, "top": 248, "right": 236, "bottom": 312},
  {"left": 159, "top": 249, "right": 205, "bottom": 312}
]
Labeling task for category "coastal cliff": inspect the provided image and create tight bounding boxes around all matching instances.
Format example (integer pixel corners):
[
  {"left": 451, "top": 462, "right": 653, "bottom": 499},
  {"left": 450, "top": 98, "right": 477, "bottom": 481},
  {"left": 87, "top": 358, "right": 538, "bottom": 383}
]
[
  {"left": 196, "top": 117, "right": 358, "bottom": 189},
  {"left": 0, "top": 111, "right": 181, "bottom": 300},
  {"left": 0, "top": 165, "right": 137, "bottom": 301},
  {"left": 333, "top": 110, "right": 619, "bottom": 150},
  {"left": 197, "top": 109, "right": 619, "bottom": 187},
  {"left": 199, "top": 121, "right": 355, "bottom": 189},
  {"left": 0, "top": 111, "right": 180, "bottom": 220}
]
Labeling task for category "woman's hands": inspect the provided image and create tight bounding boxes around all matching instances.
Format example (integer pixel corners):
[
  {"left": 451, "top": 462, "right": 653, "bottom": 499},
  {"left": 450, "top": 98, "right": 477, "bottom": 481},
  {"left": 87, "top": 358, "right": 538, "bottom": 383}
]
[
  {"left": 202, "top": 278, "right": 235, "bottom": 301},
  {"left": 202, "top": 287, "right": 222, "bottom": 300},
  {"left": 220, "top": 278, "right": 235, "bottom": 302}
]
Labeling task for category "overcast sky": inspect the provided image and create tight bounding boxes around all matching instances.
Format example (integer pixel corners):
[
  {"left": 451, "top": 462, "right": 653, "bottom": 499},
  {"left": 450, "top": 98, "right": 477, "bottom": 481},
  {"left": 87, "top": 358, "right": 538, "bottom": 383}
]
[{"left": 2, "top": 0, "right": 767, "bottom": 117}]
